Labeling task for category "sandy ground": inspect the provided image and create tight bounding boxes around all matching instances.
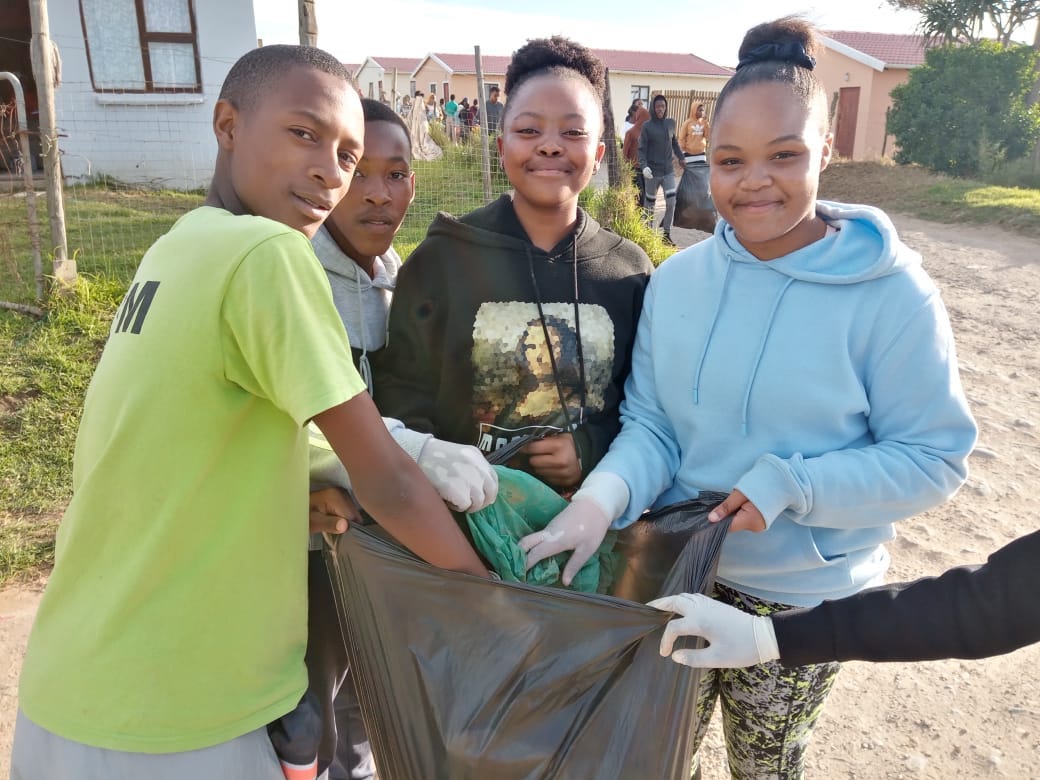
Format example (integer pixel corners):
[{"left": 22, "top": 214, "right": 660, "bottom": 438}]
[{"left": 2, "top": 213, "right": 1039, "bottom": 778}]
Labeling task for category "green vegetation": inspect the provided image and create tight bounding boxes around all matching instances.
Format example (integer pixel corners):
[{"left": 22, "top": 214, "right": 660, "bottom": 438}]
[{"left": 888, "top": 41, "right": 1040, "bottom": 178}]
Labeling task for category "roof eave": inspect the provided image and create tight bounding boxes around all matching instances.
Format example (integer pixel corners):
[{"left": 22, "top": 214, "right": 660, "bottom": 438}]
[{"left": 821, "top": 37, "right": 886, "bottom": 72}]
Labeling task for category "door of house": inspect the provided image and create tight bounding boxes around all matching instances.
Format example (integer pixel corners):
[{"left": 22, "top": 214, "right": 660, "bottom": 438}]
[{"left": 835, "top": 87, "right": 860, "bottom": 159}]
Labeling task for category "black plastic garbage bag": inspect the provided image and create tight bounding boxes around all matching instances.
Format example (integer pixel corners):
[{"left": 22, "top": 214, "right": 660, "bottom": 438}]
[
  {"left": 674, "top": 160, "right": 716, "bottom": 233},
  {"left": 323, "top": 493, "right": 730, "bottom": 780}
]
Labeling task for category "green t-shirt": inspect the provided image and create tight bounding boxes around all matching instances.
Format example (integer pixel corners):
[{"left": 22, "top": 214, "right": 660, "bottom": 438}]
[{"left": 19, "top": 207, "right": 366, "bottom": 753}]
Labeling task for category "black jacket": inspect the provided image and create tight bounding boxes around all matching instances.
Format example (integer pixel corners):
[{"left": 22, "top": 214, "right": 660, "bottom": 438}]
[
  {"left": 638, "top": 97, "right": 684, "bottom": 177},
  {"left": 774, "top": 530, "right": 1040, "bottom": 666},
  {"left": 376, "top": 194, "right": 653, "bottom": 480}
]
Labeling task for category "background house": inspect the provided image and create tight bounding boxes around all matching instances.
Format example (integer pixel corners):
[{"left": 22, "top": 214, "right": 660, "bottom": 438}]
[
  {"left": 354, "top": 56, "right": 422, "bottom": 105},
  {"left": 405, "top": 48, "right": 732, "bottom": 131},
  {"left": 818, "top": 31, "right": 936, "bottom": 160},
  {"left": 19, "top": 0, "right": 261, "bottom": 188}
]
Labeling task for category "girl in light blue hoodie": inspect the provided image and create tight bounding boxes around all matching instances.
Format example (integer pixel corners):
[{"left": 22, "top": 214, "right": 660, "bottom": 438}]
[{"left": 519, "top": 16, "right": 978, "bottom": 779}]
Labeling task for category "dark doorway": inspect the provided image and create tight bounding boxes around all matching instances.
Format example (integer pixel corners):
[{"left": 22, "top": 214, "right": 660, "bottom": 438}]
[
  {"left": 834, "top": 86, "right": 860, "bottom": 159},
  {"left": 0, "top": 0, "right": 40, "bottom": 174}
]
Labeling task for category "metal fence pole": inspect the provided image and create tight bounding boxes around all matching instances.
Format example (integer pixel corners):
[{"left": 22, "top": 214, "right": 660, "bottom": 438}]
[
  {"left": 0, "top": 71, "right": 44, "bottom": 303},
  {"left": 474, "top": 46, "right": 492, "bottom": 204}
]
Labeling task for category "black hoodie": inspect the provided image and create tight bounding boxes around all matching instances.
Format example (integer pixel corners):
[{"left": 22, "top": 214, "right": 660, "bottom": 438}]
[
  {"left": 638, "top": 95, "right": 684, "bottom": 178},
  {"left": 376, "top": 194, "right": 653, "bottom": 480}
]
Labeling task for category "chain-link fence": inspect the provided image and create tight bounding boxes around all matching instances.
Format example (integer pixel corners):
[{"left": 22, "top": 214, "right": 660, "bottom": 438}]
[{"left": 1, "top": 43, "right": 710, "bottom": 310}]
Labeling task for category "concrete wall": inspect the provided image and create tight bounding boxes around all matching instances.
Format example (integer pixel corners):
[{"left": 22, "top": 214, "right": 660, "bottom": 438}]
[
  {"left": 49, "top": 0, "right": 258, "bottom": 189},
  {"left": 816, "top": 49, "right": 911, "bottom": 160}
]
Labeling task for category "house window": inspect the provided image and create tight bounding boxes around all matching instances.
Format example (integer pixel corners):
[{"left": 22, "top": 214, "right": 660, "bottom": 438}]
[
  {"left": 409, "top": 80, "right": 417, "bottom": 97},
  {"left": 483, "top": 81, "right": 500, "bottom": 102},
  {"left": 430, "top": 82, "right": 437, "bottom": 95},
  {"left": 631, "top": 85, "right": 650, "bottom": 103},
  {"left": 80, "top": 0, "right": 200, "bottom": 93}
]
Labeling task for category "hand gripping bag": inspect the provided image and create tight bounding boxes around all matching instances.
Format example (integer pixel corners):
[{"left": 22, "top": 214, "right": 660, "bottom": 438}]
[{"left": 322, "top": 493, "right": 730, "bottom": 780}]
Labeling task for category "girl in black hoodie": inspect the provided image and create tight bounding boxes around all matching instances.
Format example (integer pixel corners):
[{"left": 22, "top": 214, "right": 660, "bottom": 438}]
[{"left": 377, "top": 36, "right": 654, "bottom": 493}]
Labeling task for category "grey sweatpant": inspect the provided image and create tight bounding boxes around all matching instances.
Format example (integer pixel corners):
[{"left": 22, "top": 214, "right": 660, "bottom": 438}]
[
  {"left": 11, "top": 709, "right": 285, "bottom": 780},
  {"left": 643, "top": 171, "right": 678, "bottom": 232}
]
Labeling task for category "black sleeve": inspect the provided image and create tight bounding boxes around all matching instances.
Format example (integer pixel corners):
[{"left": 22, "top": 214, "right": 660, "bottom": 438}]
[
  {"left": 773, "top": 530, "right": 1040, "bottom": 666},
  {"left": 637, "top": 125, "right": 648, "bottom": 171},
  {"left": 373, "top": 243, "right": 443, "bottom": 434}
]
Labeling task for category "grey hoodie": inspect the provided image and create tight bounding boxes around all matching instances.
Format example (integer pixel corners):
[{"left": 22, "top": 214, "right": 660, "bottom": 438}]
[{"left": 637, "top": 95, "right": 684, "bottom": 177}]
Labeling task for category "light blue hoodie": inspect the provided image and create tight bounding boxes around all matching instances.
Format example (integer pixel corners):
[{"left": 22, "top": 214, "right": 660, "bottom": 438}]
[{"left": 595, "top": 201, "right": 977, "bottom": 607}]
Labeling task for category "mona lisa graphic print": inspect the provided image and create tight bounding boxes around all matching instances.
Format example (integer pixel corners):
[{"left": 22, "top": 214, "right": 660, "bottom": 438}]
[{"left": 471, "top": 301, "right": 614, "bottom": 455}]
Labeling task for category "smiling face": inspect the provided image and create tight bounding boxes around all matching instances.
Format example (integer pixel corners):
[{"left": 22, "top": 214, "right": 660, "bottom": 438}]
[
  {"left": 653, "top": 98, "right": 666, "bottom": 119},
  {"left": 324, "top": 119, "right": 414, "bottom": 272},
  {"left": 709, "top": 81, "right": 832, "bottom": 260},
  {"left": 496, "top": 74, "right": 605, "bottom": 215},
  {"left": 215, "top": 65, "right": 364, "bottom": 239}
]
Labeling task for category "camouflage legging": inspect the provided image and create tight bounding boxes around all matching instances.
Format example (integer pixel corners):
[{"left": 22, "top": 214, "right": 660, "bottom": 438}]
[{"left": 691, "top": 584, "right": 841, "bottom": 780}]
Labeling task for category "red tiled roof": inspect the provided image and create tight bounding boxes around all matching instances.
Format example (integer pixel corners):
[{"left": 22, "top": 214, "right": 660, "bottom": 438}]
[
  {"left": 592, "top": 49, "right": 732, "bottom": 77},
  {"left": 822, "top": 31, "right": 934, "bottom": 68},
  {"left": 369, "top": 56, "right": 423, "bottom": 73},
  {"left": 429, "top": 49, "right": 732, "bottom": 77},
  {"left": 343, "top": 63, "right": 361, "bottom": 76}
]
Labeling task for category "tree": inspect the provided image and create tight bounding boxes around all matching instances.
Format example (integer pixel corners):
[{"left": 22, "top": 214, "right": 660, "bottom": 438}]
[
  {"left": 887, "top": 1, "right": 1040, "bottom": 45},
  {"left": 887, "top": 41, "right": 1040, "bottom": 175}
]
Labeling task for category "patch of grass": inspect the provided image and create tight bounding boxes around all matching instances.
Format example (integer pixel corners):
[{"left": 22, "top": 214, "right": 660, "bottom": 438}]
[
  {"left": 0, "top": 512, "right": 59, "bottom": 587},
  {"left": 580, "top": 183, "right": 676, "bottom": 266},
  {"left": 0, "top": 186, "right": 201, "bottom": 303},
  {"left": 820, "top": 160, "right": 1040, "bottom": 237},
  {"left": 0, "top": 276, "right": 124, "bottom": 514}
]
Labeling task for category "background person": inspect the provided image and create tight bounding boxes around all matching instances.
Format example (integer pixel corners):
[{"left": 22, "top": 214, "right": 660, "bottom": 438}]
[{"left": 638, "top": 93, "right": 684, "bottom": 245}]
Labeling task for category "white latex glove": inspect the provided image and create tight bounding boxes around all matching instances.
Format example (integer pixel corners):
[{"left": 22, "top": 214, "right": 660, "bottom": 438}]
[
  {"left": 648, "top": 593, "right": 780, "bottom": 669},
  {"left": 417, "top": 438, "right": 498, "bottom": 513},
  {"left": 642, "top": 166, "right": 653, "bottom": 179},
  {"left": 518, "top": 495, "right": 613, "bottom": 587}
]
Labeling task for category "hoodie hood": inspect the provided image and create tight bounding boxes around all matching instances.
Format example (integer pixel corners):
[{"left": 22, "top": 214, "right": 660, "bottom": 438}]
[
  {"left": 425, "top": 193, "right": 625, "bottom": 262},
  {"left": 650, "top": 94, "right": 668, "bottom": 121},
  {"left": 688, "top": 103, "right": 705, "bottom": 120},
  {"left": 716, "top": 200, "right": 920, "bottom": 284}
]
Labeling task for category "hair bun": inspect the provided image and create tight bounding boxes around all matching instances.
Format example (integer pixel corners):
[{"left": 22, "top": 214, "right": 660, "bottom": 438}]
[{"left": 736, "top": 41, "right": 816, "bottom": 71}]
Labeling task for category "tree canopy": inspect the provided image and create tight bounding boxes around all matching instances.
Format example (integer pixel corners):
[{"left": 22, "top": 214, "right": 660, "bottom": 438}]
[{"left": 886, "top": 0, "right": 1040, "bottom": 45}]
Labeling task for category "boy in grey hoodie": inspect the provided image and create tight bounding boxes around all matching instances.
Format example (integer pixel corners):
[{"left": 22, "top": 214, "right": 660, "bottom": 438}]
[
  {"left": 306, "top": 98, "right": 497, "bottom": 780},
  {"left": 638, "top": 93, "right": 685, "bottom": 245}
]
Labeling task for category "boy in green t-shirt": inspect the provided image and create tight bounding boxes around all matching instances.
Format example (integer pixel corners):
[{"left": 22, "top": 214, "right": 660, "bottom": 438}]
[{"left": 12, "top": 44, "right": 487, "bottom": 780}]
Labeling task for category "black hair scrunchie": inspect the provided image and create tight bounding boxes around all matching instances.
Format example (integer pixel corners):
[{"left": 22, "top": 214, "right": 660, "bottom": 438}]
[{"left": 736, "top": 41, "right": 816, "bottom": 71}]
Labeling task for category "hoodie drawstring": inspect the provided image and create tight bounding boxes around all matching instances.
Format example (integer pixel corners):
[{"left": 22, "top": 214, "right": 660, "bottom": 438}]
[
  {"left": 691, "top": 259, "right": 794, "bottom": 435},
  {"left": 739, "top": 277, "right": 794, "bottom": 435},
  {"left": 353, "top": 268, "right": 373, "bottom": 395},
  {"left": 692, "top": 259, "right": 731, "bottom": 404},
  {"left": 526, "top": 240, "right": 587, "bottom": 465}
]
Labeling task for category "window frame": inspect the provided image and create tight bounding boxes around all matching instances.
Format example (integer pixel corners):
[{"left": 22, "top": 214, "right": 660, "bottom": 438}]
[
  {"left": 80, "top": 0, "right": 202, "bottom": 94},
  {"left": 631, "top": 85, "right": 650, "bottom": 102}
]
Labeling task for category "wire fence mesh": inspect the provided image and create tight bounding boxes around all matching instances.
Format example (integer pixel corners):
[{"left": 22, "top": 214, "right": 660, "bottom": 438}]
[{"left": 1, "top": 41, "right": 717, "bottom": 309}]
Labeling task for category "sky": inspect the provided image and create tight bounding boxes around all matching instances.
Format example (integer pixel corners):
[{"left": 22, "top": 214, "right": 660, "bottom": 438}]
[{"left": 252, "top": 0, "right": 929, "bottom": 69}]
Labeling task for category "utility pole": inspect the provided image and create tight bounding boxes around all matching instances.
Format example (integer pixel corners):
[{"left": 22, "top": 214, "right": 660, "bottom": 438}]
[
  {"left": 28, "top": 0, "right": 74, "bottom": 290},
  {"left": 298, "top": 0, "right": 317, "bottom": 47}
]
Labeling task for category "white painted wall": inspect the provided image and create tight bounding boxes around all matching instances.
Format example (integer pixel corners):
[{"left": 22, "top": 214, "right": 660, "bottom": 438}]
[{"left": 48, "top": 0, "right": 258, "bottom": 189}]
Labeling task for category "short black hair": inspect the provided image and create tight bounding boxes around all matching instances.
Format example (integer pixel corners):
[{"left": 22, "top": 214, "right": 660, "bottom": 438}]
[
  {"left": 489, "top": 86, "right": 500, "bottom": 94},
  {"left": 504, "top": 35, "right": 605, "bottom": 99},
  {"left": 219, "top": 44, "right": 353, "bottom": 112},
  {"left": 361, "top": 97, "right": 412, "bottom": 154},
  {"left": 716, "top": 16, "right": 828, "bottom": 129}
]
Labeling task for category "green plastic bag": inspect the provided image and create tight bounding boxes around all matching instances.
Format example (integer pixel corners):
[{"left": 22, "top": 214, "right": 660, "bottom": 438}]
[{"left": 465, "top": 466, "right": 616, "bottom": 592}]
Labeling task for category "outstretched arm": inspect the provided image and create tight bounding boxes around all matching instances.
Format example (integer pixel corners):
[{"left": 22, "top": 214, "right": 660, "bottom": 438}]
[{"left": 650, "top": 530, "right": 1040, "bottom": 668}]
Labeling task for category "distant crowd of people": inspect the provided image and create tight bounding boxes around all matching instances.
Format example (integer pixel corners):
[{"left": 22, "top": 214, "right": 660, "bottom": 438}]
[{"left": 387, "top": 85, "right": 504, "bottom": 148}]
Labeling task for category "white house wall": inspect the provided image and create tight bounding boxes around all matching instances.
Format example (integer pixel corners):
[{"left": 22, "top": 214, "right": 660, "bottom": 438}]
[{"left": 48, "top": 0, "right": 258, "bottom": 189}]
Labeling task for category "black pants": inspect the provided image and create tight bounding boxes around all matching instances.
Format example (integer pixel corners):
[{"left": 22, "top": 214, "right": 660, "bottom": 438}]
[{"left": 305, "top": 550, "right": 376, "bottom": 780}]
